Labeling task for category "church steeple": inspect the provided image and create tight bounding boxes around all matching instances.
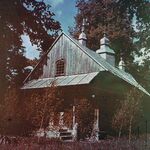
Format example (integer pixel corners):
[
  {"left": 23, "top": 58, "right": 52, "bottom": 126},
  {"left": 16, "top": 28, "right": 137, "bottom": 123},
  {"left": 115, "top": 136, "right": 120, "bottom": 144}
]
[
  {"left": 96, "top": 33, "right": 115, "bottom": 66},
  {"left": 78, "top": 18, "right": 87, "bottom": 46}
]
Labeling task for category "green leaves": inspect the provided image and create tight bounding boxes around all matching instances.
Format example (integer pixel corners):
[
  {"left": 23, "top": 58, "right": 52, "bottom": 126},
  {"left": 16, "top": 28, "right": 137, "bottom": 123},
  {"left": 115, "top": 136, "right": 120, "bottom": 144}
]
[
  {"left": 0, "top": 0, "right": 61, "bottom": 98},
  {"left": 72, "top": 0, "right": 150, "bottom": 70}
]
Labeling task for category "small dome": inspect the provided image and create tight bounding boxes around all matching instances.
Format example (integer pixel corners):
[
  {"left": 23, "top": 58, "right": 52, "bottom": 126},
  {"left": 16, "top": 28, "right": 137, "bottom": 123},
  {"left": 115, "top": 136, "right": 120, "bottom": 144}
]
[
  {"left": 79, "top": 32, "right": 87, "bottom": 40},
  {"left": 96, "top": 32, "right": 115, "bottom": 67},
  {"left": 119, "top": 57, "right": 125, "bottom": 71},
  {"left": 100, "top": 33, "right": 110, "bottom": 46}
]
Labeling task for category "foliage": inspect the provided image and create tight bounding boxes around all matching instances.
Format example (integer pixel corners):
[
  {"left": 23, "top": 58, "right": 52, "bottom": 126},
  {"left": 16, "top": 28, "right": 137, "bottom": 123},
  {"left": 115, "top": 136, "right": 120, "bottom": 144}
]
[
  {"left": 24, "top": 82, "right": 64, "bottom": 131},
  {"left": 0, "top": 136, "right": 149, "bottom": 150},
  {"left": 112, "top": 88, "right": 143, "bottom": 141},
  {"left": 0, "top": 88, "right": 26, "bottom": 135},
  {"left": 70, "top": 0, "right": 150, "bottom": 70},
  {"left": 0, "top": 83, "right": 69, "bottom": 136},
  {"left": 0, "top": 0, "right": 61, "bottom": 99},
  {"left": 75, "top": 98, "right": 94, "bottom": 140}
]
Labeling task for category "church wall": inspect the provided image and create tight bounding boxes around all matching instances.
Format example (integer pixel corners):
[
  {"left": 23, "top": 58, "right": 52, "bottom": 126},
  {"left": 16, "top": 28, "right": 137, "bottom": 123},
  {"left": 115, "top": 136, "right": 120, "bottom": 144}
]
[{"left": 41, "top": 34, "right": 103, "bottom": 78}]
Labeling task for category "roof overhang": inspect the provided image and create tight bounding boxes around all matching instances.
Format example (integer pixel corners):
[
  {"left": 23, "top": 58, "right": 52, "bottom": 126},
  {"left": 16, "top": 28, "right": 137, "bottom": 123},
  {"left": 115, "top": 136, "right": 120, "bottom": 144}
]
[
  {"left": 21, "top": 32, "right": 150, "bottom": 97},
  {"left": 21, "top": 72, "right": 99, "bottom": 90}
]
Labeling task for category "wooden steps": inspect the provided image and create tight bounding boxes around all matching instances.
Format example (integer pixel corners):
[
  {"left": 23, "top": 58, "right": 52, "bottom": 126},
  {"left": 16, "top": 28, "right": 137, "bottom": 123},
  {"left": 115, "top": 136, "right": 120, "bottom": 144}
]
[{"left": 59, "top": 129, "right": 73, "bottom": 141}]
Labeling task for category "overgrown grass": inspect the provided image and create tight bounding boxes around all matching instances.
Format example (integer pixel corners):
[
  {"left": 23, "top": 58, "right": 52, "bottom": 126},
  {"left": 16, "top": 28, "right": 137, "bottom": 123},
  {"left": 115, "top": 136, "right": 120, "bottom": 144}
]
[{"left": 0, "top": 136, "right": 149, "bottom": 150}]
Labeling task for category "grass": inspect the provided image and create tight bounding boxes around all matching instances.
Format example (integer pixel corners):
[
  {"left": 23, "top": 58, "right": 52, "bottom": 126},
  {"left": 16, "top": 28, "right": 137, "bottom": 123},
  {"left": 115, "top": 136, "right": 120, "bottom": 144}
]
[{"left": 0, "top": 136, "right": 149, "bottom": 150}]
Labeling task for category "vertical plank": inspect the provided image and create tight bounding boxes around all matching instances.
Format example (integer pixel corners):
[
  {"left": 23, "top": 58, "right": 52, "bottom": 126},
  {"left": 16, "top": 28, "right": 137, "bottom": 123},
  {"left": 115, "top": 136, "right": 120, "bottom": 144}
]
[{"left": 41, "top": 34, "right": 102, "bottom": 79}]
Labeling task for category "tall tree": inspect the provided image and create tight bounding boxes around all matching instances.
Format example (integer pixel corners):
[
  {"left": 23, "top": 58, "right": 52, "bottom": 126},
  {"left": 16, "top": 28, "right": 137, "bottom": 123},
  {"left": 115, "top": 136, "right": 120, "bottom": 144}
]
[
  {"left": 70, "top": 0, "right": 150, "bottom": 71},
  {"left": 24, "top": 82, "right": 65, "bottom": 135},
  {"left": 112, "top": 88, "right": 142, "bottom": 142},
  {"left": 0, "top": 0, "right": 61, "bottom": 98}
]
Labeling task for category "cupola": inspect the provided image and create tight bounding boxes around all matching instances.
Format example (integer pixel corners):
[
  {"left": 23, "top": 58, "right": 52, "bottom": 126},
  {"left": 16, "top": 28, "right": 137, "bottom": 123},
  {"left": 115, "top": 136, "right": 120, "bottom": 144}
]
[
  {"left": 96, "top": 33, "right": 115, "bottom": 67},
  {"left": 118, "top": 57, "right": 125, "bottom": 71},
  {"left": 78, "top": 18, "right": 87, "bottom": 46}
]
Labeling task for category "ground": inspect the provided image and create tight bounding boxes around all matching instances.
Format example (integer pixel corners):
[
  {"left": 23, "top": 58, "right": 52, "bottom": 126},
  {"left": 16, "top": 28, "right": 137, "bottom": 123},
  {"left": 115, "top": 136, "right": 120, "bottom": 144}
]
[{"left": 0, "top": 135, "right": 150, "bottom": 150}]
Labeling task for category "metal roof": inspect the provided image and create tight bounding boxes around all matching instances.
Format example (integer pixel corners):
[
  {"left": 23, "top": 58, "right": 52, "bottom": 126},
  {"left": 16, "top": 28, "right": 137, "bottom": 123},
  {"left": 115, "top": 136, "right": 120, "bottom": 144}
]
[
  {"left": 21, "top": 72, "right": 99, "bottom": 89},
  {"left": 65, "top": 33, "right": 150, "bottom": 96},
  {"left": 22, "top": 32, "right": 150, "bottom": 96}
]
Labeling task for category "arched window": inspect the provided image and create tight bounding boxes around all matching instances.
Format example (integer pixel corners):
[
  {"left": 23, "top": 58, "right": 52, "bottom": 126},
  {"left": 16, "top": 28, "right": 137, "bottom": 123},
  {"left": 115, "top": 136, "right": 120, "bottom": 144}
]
[{"left": 55, "top": 59, "right": 65, "bottom": 76}]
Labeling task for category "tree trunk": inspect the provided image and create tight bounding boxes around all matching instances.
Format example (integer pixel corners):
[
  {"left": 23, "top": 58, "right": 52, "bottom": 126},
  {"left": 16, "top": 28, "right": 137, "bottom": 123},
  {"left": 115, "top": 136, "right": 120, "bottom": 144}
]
[
  {"left": 116, "top": 121, "right": 123, "bottom": 149},
  {"left": 119, "top": 121, "right": 123, "bottom": 139},
  {"left": 38, "top": 102, "right": 47, "bottom": 143},
  {"left": 129, "top": 116, "right": 133, "bottom": 143}
]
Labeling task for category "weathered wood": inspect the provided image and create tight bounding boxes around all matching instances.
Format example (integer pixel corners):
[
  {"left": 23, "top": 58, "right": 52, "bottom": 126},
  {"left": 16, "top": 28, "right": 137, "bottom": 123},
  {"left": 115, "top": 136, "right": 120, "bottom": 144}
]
[{"left": 41, "top": 34, "right": 102, "bottom": 78}]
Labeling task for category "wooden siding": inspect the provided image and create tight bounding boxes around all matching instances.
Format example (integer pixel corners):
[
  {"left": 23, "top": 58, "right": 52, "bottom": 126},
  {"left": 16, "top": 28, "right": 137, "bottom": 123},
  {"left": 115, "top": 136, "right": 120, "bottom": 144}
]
[{"left": 41, "top": 34, "right": 103, "bottom": 78}]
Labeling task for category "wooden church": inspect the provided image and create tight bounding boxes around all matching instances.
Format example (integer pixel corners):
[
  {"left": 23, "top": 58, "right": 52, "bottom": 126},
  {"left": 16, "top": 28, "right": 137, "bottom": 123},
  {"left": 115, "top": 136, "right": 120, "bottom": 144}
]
[{"left": 22, "top": 19, "right": 150, "bottom": 140}]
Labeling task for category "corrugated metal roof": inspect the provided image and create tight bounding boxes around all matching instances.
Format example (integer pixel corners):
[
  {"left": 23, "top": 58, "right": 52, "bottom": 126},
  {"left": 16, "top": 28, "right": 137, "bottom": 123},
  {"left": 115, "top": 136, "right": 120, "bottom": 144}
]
[
  {"left": 65, "top": 33, "right": 150, "bottom": 96},
  {"left": 22, "top": 32, "right": 150, "bottom": 96},
  {"left": 21, "top": 72, "right": 99, "bottom": 89}
]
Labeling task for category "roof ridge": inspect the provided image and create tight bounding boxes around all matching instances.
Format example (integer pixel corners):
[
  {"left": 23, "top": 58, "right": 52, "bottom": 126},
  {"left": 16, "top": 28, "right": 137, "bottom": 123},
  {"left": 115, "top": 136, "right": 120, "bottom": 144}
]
[
  {"left": 23, "top": 32, "right": 150, "bottom": 96},
  {"left": 64, "top": 34, "right": 150, "bottom": 96}
]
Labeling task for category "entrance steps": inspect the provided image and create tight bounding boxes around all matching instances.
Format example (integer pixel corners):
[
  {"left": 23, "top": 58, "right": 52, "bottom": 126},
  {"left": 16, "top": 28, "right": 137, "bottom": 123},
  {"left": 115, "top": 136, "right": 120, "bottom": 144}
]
[{"left": 59, "top": 129, "right": 73, "bottom": 141}]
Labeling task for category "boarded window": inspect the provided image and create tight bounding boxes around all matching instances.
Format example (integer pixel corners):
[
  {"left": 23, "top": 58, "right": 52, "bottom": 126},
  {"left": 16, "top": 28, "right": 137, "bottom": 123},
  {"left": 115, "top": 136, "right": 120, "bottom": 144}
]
[{"left": 55, "top": 59, "right": 65, "bottom": 76}]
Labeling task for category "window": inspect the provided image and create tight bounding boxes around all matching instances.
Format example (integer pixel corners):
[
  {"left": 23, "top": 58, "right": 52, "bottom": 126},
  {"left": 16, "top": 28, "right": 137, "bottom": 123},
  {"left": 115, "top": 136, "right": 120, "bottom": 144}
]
[{"left": 55, "top": 59, "right": 65, "bottom": 76}]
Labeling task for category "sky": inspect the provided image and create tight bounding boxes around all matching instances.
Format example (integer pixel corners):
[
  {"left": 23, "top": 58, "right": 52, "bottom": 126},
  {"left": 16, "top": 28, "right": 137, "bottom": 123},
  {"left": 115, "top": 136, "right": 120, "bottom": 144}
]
[
  {"left": 23, "top": 0, "right": 149, "bottom": 64},
  {"left": 23, "top": 0, "right": 77, "bottom": 59},
  {"left": 49, "top": 0, "right": 77, "bottom": 33}
]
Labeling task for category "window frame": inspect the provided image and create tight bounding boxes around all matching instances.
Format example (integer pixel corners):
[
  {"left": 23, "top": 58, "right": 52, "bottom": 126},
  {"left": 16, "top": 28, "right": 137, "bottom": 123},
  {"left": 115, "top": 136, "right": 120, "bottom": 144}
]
[{"left": 55, "top": 58, "right": 65, "bottom": 77}]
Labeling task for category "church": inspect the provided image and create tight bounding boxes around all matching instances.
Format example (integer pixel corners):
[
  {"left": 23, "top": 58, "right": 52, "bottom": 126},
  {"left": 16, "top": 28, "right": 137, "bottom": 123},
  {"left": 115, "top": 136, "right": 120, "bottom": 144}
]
[{"left": 22, "top": 19, "right": 150, "bottom": 140}]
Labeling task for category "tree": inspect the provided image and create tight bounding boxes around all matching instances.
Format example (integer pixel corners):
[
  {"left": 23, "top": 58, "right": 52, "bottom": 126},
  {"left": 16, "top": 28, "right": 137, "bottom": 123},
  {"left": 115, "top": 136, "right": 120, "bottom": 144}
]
[
  {"left": 0, "top": 0, "right": 61, "bottom": 99},
  {"left": 75, "top": 98, "right": 94, "bottom": 140},
  {"left": 70, "top": 0, "right": 150, "bottom": 70},
  {"left": 112, "top": 88, "right": 143, "bottom": 143},
  {"left": 24, "top": 82, "right": 65, "bottom": 134},
  {"left": 0, "top": 88, "right": 25, "bottom": 135}
]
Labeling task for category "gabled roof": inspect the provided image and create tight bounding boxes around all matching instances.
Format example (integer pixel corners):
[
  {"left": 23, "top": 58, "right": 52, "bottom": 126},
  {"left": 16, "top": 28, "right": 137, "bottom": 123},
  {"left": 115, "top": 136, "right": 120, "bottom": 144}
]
[
  {"left": 65, "top": 33, "right": 150, "bottom": 96},
  {"left": 23, "top": 32, "right": 150, "bottom": 96}
]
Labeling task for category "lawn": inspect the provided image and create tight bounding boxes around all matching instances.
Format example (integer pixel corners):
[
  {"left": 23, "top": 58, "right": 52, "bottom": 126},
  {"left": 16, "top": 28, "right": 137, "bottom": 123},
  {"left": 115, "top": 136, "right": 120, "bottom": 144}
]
[{"left": 0, "top": 136, "right": 150, "bottom": 150}]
